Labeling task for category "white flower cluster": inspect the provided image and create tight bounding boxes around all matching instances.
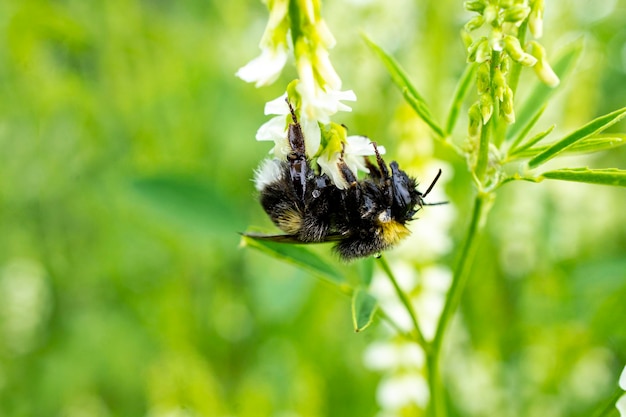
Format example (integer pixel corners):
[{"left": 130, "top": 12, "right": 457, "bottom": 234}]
[{"left": 237, "top": 0, "right": 380, "bottom": 189}]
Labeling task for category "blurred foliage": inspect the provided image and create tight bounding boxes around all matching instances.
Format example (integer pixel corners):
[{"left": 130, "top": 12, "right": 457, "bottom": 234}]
[{"left": 0, "top": 0, "right": 625, "bottom": 416}]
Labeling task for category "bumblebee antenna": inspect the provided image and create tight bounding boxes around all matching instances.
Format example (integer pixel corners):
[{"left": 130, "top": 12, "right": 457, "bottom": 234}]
[
  {"left": 421, "top": 169, "right": 447, "bottom": 206},
  {"left": 422, "top": 169, "right": 442, "bottom": 198}
]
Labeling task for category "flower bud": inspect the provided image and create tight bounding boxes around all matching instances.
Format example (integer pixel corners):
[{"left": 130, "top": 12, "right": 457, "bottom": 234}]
[
  {"left": 467, "top": 37, "right": 488, "bottom": 63},
  {"left": 529, "top": 0, "right": 544, "bottom": 38},
  {"left": 476, "top": 38, "right": 492, "bottom": 63},
  {"left": 465, "top": 15, "right": 485, "bottom": 32},
  {"left": 464, "top": 0, "right": 487, "bottom": 13},
  {"left": 503, "top": 35, "right": 537, "bottom": 66},
  {"left": 489, "top": 26, "right": 504, "bottom": 52},
  {"left": 483, "top": 4, "right": 498, "bottom": 24},
  {"left": 527, "top": 41, "right": 560, "bottom": 87},
  {"left": 468, "top": 102, "right": 483, "bottom": 140},
  {"left": 500, "top": 55, "right": 511, "bottom": 74},
  {"left": 493, "top": 68, "right": 507, "bottom": 101},
  {"left": 479, "top": 93, "right": 494, "bottom": 124},
  {"left": 501, "top": 86, "right": 515, "bottom": 124},
  {"left": 476, "top": 62, "right": 491, "bottom": 94},
  {"left": 501, "top": 5, "right": 531, "bottom": 24}
]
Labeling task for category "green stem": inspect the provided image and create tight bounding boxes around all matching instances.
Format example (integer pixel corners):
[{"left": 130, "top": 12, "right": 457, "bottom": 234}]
[
  {"left": 474, "top": 115, "right": 492, "bottom": 181},
  {"left": 377, "top": 255, "right": 429, "bottom": 350},
  {"left": 427, "top": 351, "right": 445, "bottom": 417},
  {"left": 427, "top": 192, "right": 494, "bottom": 417}
]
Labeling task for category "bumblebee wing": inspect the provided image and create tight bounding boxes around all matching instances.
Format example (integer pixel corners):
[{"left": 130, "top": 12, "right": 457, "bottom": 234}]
[{"left": 241, "top": 232, "right": 344, "bottom": 244}]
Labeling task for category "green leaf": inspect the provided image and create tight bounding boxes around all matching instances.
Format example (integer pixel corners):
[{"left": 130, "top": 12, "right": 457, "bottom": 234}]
[
  {"left": 510, "top": 134, "right": 626, "bottom": 159},
  {"left": 508, "top": 41, "right": 582, "bottom": 140},
  {"left": 363, "top": 34, "right": 444, "bottom": 138},
  {"left": 351, "top": 287, "right": 377, "bottom": 332},
  {"left": 401, "top": 88, "right": 446, "bottom": 138},
  {"left": 528, "top": 107, "right": 626, "bottom": 168},
  {"left": 507, "top": 104, "right": 547, "bottom": 152},
  {"left": 445, "top": 63, "right": 477, "bottom": 135},
  {"left": 130, "top": 175, "right": 244, "bottom": 239},
  {"left": 241, "top": 235, "right": 350, "bottom": 291},
  {"left": 539, "top": 168, "right": 626, "bottom": 187}
]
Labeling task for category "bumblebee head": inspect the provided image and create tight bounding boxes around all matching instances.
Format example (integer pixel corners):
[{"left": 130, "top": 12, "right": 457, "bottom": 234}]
[
  {"left": 389, "top": 162, "right": 445, "bottom": 222},
  {"left": 389, "top": 161, "right": 422, "bottom": 221}
]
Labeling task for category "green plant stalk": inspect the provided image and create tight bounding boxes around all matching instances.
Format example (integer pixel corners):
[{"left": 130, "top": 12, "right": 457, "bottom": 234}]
[
  {"left": 428, "top": 192, "right": 494, "bottom": 417},
  {"left": 426, "top": 351, "right": 446, "bottom": 417},
  {"left": 377, "top": 255, "right": 429, "bottom": 350},
  {"left": 474, "top": 115, "right": 492, "bottom": 181}
]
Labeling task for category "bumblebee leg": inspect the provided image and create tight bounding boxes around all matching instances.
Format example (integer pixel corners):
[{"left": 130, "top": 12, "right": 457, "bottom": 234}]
[
  {"left": 365, "top": 158, "right": 383, "bottom": 181},
  {"left": 371, "top": 142, "right": 390, "bottom": 180}
]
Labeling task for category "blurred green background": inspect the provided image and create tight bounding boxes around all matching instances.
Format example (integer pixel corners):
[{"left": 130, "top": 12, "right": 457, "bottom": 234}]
[{"left": 1, "top": 0, "right": 626, "bottom": 416}]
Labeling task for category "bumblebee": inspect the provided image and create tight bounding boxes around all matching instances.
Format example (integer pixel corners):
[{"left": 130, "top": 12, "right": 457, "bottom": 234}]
[{"left": 248, "top": 101, "right": 443, "bottom": 261}]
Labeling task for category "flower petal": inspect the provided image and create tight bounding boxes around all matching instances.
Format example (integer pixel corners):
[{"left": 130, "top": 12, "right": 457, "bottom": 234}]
[
  {"left": 620, "top": 365, "right": 626, "bottom": 390},
  {"left": 617, "top": 393, "right": 626, "bottom": 417},
  {"left": 236, "top": 44, "right": 288, "bottom": 87},
  {"left": 264, "top": 93, "right": 289, "bottom": 115},
  {"left": 317, "top": 152, "right": 348, "bottom": 189},
  {"left": 256, "top": 116, "right": 286, "bottom": 142}
]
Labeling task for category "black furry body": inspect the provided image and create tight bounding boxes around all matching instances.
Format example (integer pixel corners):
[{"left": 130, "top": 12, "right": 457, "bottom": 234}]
[{"left": 251, "top": 101, "right": 442, "bottom": 261}]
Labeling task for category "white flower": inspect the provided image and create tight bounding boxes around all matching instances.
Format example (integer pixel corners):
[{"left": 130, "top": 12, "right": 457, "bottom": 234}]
[
  {"left": 236, "top": 0, "right": 289, "bottom": 87},
  {"left": 377, "top": 374, "right": 430, "bottom": 410},
  {"left": 295, "top": 50, "right": 356, "bottom": 124},
  {"left": 236, "top": 43, "right": 288, "bottom": 88},
  {"left": 255, "top": 93, "right": 321, "bottom": 158},
  {"left": 618, "top": 395, "right": 626, "bottom": 417},
  {"left": 363, "top": 340, "right": 425, "bottom": 371},
  {"left": 317, "top": 136, "right": 385, "bottom": 189}
]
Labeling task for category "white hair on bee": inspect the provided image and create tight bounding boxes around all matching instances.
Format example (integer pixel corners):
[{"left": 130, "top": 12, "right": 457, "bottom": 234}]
[{"left": 254, "top": 158, "right": 284, "bottom": 192}]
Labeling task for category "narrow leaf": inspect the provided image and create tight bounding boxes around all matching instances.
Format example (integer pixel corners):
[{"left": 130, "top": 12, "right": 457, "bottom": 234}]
[
  {"left": 352, "top": 287, "right": 378, "bottom": 332},
  {"left": 510, "top": 134, "right": 626, "bottom": 159},
  {"left": 241, "top": 235, "right": 350, "bottom": 290},
  {"left": 363, "top": 34, "right": 444, "bottom": 137},
  {"left": 508, "top": 124, "right": 555, "bottom": 157},
  {"left": 402, "top": 88, "right": 446, "bottom": 138},
  {"left": 509, "top": 41, "right": 582, "bottom": 139},
  {"left": 445, "top": 63, "right": 477, "bottom": 135},
  {"left": 363, "top": 34, "right": 428, "bottom": 106},
  {"left": 528, "top": 107, "right": 626, "bottom": 168},
  {"left": 540, "top": 168, "right": 626, "bottom": 187},
  {"left": 508, "top": 104, "right": 547, "bottom": 152},
  {"left": 564, "top": 134, "right": 626, "bottom": 154}
]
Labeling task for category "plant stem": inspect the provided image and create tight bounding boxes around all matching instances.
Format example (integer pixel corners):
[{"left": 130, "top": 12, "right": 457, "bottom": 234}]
[
  {"left": 377, "top": 255, "right": 429, "bottom": 350},
  {"left": 427, "top": 191, "right": 494, "bottom": 417}
]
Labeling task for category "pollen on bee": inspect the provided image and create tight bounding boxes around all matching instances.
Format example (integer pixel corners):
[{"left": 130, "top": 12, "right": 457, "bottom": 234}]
[
  {"left": 276, "top": 208, "right": 303, "bottom": 235},
  {"left": 380, "top": 220, "right": 411, "bottom": 246}
]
